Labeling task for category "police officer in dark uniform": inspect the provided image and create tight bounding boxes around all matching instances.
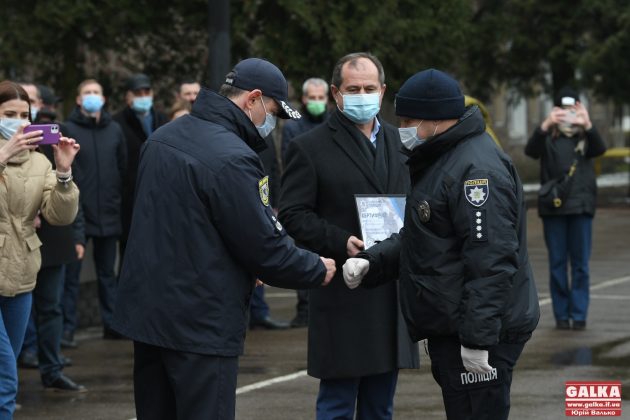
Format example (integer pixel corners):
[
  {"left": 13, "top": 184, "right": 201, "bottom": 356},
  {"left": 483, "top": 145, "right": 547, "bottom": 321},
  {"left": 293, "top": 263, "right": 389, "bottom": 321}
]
[
  {"left": 112, "top": 58, "right": 336, "bottom": 420},
  {"left": 342, "top": 69, "right": 540, "bottom": 420}
]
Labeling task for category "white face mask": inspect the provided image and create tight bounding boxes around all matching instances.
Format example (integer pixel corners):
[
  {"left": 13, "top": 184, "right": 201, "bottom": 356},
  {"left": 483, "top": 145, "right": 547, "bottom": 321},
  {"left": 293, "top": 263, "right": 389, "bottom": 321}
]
[
  {"left": 398, "top": 121, "right": 424, "bottom": 150},
  {"left": 0, "top": 118, "right": 27, "bottom": 140}
]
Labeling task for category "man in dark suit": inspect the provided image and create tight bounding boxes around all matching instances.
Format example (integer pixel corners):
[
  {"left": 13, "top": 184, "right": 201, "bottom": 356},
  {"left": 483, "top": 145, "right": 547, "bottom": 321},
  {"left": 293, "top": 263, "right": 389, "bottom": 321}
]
[
  {"left": 113, "top": 74, "right": 167, "bottom": 262},
  {"left": 279, "top": 52, "right": 419, "bottom": 420}
]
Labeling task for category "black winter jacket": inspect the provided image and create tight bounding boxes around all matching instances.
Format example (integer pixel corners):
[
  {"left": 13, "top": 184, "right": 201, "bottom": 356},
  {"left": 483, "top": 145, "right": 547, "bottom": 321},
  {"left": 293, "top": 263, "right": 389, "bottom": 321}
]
[
  {"left": 113, "top": 106, "right": 168, "bottom": 240},
  {"left": 360, "top": 106, "right": 540, "bottom": 349},
  {"left": 112, "top": 89, "right": 326, "bottom": 356},
  {"left": 63, "top": 108, "right": 127, "bottom": 237},
  {"left": 525, "top": 126, "right": 606, "bottom": 217}
]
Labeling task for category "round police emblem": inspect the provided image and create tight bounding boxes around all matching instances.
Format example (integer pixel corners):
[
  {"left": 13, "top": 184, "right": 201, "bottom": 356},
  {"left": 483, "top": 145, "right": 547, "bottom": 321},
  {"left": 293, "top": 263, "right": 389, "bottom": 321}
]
[{"left": 417, "top": 200, "right": 431, "bottom": 223}]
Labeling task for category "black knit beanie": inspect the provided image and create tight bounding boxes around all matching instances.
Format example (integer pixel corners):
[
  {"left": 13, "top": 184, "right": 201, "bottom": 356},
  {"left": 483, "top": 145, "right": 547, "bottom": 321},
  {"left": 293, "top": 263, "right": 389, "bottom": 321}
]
[{"left": 395, "top": 69, "right": 465, "bottom": 120}]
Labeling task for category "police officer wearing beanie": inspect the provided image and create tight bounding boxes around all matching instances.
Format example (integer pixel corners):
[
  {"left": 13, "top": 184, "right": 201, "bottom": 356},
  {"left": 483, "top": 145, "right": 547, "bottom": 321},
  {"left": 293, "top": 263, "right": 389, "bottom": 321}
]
[{"left": 342, "top": 69, "right": 540, "bottom": 420}]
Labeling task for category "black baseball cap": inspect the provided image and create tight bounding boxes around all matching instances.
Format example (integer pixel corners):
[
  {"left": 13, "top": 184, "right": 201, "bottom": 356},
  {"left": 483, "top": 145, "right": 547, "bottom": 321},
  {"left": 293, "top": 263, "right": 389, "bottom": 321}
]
[
  {"left": 37, "top": 85, "right": 62, "bottom": 106},
  {"left": 126, "top": 73, "right": 152, "bottom": 91},
  {"left": 224, "top": 58, "right": 301, "bottom": 120}
]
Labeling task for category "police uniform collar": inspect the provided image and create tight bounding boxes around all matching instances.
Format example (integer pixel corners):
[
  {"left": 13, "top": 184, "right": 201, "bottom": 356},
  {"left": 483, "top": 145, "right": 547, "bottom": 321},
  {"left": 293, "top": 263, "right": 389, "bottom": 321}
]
[
  {"left": 191, "top": 88, "right": 267, "bottom": 153},
  {"left": 405, "top": 105, "right": 485, "bottom": 182}
]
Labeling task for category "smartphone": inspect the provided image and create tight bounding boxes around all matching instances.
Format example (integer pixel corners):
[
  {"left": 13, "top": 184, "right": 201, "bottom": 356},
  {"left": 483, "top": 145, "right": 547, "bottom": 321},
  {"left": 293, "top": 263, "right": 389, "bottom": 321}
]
[{"left": 23, "top": 124, "right": 61, "bottom": 144}]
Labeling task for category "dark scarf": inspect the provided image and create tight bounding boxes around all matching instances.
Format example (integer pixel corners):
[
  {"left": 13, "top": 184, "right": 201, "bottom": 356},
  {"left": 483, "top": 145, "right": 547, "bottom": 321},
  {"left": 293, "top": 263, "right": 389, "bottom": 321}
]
[{"left": 332, "top": 109, "right": 389, "bottom": 189}]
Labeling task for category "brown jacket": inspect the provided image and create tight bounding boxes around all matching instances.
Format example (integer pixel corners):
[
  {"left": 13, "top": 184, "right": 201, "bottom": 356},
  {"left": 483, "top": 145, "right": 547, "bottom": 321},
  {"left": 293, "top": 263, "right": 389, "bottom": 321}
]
[{"left": 0, "top": 141, "right": 79, "bottom": 296}]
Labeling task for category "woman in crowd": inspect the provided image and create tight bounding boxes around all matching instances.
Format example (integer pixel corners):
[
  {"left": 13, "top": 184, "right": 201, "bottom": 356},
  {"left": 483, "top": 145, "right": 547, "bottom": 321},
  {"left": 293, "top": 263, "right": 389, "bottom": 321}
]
[
  {"left": 525, "top": 87, "right": 606, "bottom": 330},
  {"left": 0, "top": 80, "right": 80, "bottom": 419}
]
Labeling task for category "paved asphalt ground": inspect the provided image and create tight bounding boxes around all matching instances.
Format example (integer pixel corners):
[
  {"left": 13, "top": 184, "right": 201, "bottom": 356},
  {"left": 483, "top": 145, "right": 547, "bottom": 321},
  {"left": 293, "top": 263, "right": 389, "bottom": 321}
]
[{"left": 14, "top": 204, "right": 630, "bottom": 420}]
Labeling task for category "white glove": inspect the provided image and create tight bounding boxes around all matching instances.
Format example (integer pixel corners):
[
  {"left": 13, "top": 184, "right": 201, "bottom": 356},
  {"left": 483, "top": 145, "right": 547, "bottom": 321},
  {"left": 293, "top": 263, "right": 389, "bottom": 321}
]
[
  {"left": 460, "top": 346, "right": 494, "bottom": 374},
  {"left": 342, "top": 258, "right": 370, "bottom": 289}
]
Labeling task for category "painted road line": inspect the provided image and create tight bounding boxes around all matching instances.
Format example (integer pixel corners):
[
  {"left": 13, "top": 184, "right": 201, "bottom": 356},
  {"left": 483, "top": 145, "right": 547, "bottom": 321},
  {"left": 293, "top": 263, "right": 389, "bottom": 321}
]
[{"left": 236, "top": 370, "right": 308, "bottom": 395}]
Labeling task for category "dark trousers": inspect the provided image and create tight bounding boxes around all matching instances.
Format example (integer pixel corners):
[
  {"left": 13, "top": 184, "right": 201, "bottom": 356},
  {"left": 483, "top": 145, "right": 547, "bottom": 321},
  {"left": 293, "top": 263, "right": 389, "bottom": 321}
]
[
  {"left": 316, "top": 370, "right": 399, "bottom": 420},
  {"left": 61, "top": 260, "right": 81, "bottom": 335},
  {"left": 133, "top": 341, "right": 238, "bottom": 420},
  {"left": 63, "top": 236, "right": 118, "bottom": 333},
  {"left": 34, "top": 266, "right": 66, "bottom": 384},
  {"left": 428, "top": 336, "right": 525, "bottom": 420},
  {"left": 295, "top": 289, "right": 309, "bottom": 317},
  {"left": 21, "top": 266, "right": 66, "bottom": 384}
]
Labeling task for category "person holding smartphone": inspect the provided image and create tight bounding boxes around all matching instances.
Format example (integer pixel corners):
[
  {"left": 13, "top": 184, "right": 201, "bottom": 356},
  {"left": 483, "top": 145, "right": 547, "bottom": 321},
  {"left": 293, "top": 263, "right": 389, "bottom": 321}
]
[
  {"left": 0, "top": 80, "right": 80, "bottom": 418},
  {"left": 525, "top": 87, "right": 607, "bottom": 330}
]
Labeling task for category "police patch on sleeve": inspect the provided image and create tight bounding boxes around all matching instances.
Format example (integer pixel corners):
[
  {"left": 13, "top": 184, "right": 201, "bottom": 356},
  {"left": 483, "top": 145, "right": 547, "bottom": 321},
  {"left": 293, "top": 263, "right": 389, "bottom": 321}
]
[
  {"left": 464, "top": 179, "right": 489, "bottom": 207},
  {"left": 471, "top": 209, "right": 487, "bottom": 242},
  {"left": 259, "top": 176, "right": 270, "bottom": 207}
]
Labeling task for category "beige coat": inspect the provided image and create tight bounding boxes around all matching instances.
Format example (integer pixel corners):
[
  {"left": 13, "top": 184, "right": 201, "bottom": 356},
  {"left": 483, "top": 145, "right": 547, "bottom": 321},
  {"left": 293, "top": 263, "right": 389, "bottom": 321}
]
[{"left": 0, "top": 140, "right": 79, "bottom": 296}]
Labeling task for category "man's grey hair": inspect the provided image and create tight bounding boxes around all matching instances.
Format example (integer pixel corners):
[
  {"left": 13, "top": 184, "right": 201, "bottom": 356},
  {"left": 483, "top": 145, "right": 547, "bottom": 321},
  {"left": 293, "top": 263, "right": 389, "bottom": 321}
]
[
  {"left": 331, "top": 52, "right": 385, "bottom": 88},
  {"left": 302, "top": 78, "right": 329, "bottom": 95}
]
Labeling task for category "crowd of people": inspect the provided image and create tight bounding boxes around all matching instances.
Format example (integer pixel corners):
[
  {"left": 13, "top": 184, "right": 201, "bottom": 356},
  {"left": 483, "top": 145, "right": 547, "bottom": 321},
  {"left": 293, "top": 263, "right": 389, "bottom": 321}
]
[{"left": 0, "top": 51, "right": 606, "bottom": 420}]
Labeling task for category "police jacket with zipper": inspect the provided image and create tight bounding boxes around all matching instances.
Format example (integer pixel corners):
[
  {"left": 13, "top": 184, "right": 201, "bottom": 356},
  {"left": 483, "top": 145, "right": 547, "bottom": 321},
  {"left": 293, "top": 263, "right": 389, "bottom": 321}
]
[
  {"left": 112, "top": 89, "right": 326, "bottom": 356},
  {"left": 359, "top": 106, "right": 540, "bottom": 349}
]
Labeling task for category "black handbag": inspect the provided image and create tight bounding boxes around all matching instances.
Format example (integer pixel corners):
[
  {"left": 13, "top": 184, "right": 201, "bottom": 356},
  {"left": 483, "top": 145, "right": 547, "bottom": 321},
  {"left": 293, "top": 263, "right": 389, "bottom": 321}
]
[{"left": 538, "top": 140, "right": 584, "bottom": 209}]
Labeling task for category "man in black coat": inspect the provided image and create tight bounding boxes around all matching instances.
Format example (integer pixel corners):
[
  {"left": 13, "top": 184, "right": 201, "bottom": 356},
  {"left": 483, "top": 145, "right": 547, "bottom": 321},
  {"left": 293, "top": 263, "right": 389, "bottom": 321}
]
[
  {"left": 112, "top": 73, "right": 167, "bottom": 261},
  {"left": 279, "top": 52, "right": 419, "bottom": 420},
  {"left": 343, "top": 69, "right": 540, "bottom": 420},
  {"left": 112, "top": 58, "right": 336, "bottom": 420},
  {"left": 62, "top": 79, "right": 127, "bottom": 340}
]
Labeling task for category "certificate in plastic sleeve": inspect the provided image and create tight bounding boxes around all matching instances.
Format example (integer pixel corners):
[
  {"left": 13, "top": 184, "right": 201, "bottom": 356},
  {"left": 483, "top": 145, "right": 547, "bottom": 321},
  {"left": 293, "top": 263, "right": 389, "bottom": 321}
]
[{"left": 354, "top": 194, "right": 406, "bottom": 249}]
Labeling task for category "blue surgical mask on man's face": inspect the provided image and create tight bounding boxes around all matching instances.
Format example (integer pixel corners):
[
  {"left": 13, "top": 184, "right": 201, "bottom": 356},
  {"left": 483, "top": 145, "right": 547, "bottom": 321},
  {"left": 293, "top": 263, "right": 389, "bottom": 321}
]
[
  {"left": 250, "top": 98, "right": 277, "bottom": 138},
  {"left": 0, "top": 118, "right": 27, "bottom": 140},
  {"left": 132, "top": 96, "right": 153, "bottom": 114},
  {"left": 338, "top": 92, "right": 381, "bottom": 124},
  {"left": 82, "top": 94, "right": 104, "bottom": 114},
  {"left": 398, "top": 121, "right": 424, "bottom": 150},
  {"left": 30, "top": 107, "right": 39, "bottom": 121}
]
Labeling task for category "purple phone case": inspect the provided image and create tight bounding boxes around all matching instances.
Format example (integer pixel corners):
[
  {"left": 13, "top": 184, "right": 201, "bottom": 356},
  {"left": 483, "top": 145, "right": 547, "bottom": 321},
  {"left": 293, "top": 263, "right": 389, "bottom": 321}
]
[{"left": 23, "top": 124, "right": 61, "bottom": 144}]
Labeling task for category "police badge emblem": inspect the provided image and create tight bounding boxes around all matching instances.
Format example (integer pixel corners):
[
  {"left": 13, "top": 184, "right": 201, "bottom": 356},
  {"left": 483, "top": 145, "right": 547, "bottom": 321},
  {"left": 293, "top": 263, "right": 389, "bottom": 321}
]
[
  {"left": 464, "top": 179, "right": 489, "bottom": 207},
  {"left": 417, "top": 200, "right": 431, "bottom": 223},
  {"left": 259, "top": 176, "right": 270, "bottom": 206}
]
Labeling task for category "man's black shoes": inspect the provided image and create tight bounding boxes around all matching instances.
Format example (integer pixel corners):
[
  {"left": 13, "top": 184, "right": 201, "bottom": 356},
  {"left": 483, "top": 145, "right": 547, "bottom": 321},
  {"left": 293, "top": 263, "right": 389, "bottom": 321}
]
[
  {"left": 249, "top": 316, "right": 289, "bottom": 330},
  {"left": 44, "top": 374, "right": 87, "bottom": 392}
]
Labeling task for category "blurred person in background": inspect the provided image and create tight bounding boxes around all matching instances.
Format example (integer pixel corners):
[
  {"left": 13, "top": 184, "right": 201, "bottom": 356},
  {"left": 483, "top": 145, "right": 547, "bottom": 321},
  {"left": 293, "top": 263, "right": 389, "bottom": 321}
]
[
  {"left": 525, "top": 87, "right": 606, "bottom": 331},
  {"left": 62, "top": 79, "right": 127, "bottom": 341},
  {"left": 113, "top": 73, "right": 167, "bottom": 264},
  {"left": 176, "top": 80, "right": 201, "bottom": 104},
  {"left": 0, "top": 80, "right": 80, "bottom": 417}
]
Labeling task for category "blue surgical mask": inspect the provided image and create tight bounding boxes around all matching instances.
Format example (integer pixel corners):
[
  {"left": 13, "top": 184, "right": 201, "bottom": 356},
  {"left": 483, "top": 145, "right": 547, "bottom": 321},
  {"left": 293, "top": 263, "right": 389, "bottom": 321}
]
[
  {"left": 0, "top": 118, "right": 26, "bottom": 140},
  {"left": 339, "top": 92, "right": 381, "bottom": 124},
  {"left": 82, "top": 94, "right": 104, "bottom": 113},
  {"left": 30, "top": 107, "right": 39, "bottom": 121},
  {"left": 132, "top": 96, "right": 153, "bottom": 114},
  {"left": 398, "top": 121, "right": 424, "bottom": 150},
  {"left": 251, "top": 98, "right": 277, "bottom": 138}
]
